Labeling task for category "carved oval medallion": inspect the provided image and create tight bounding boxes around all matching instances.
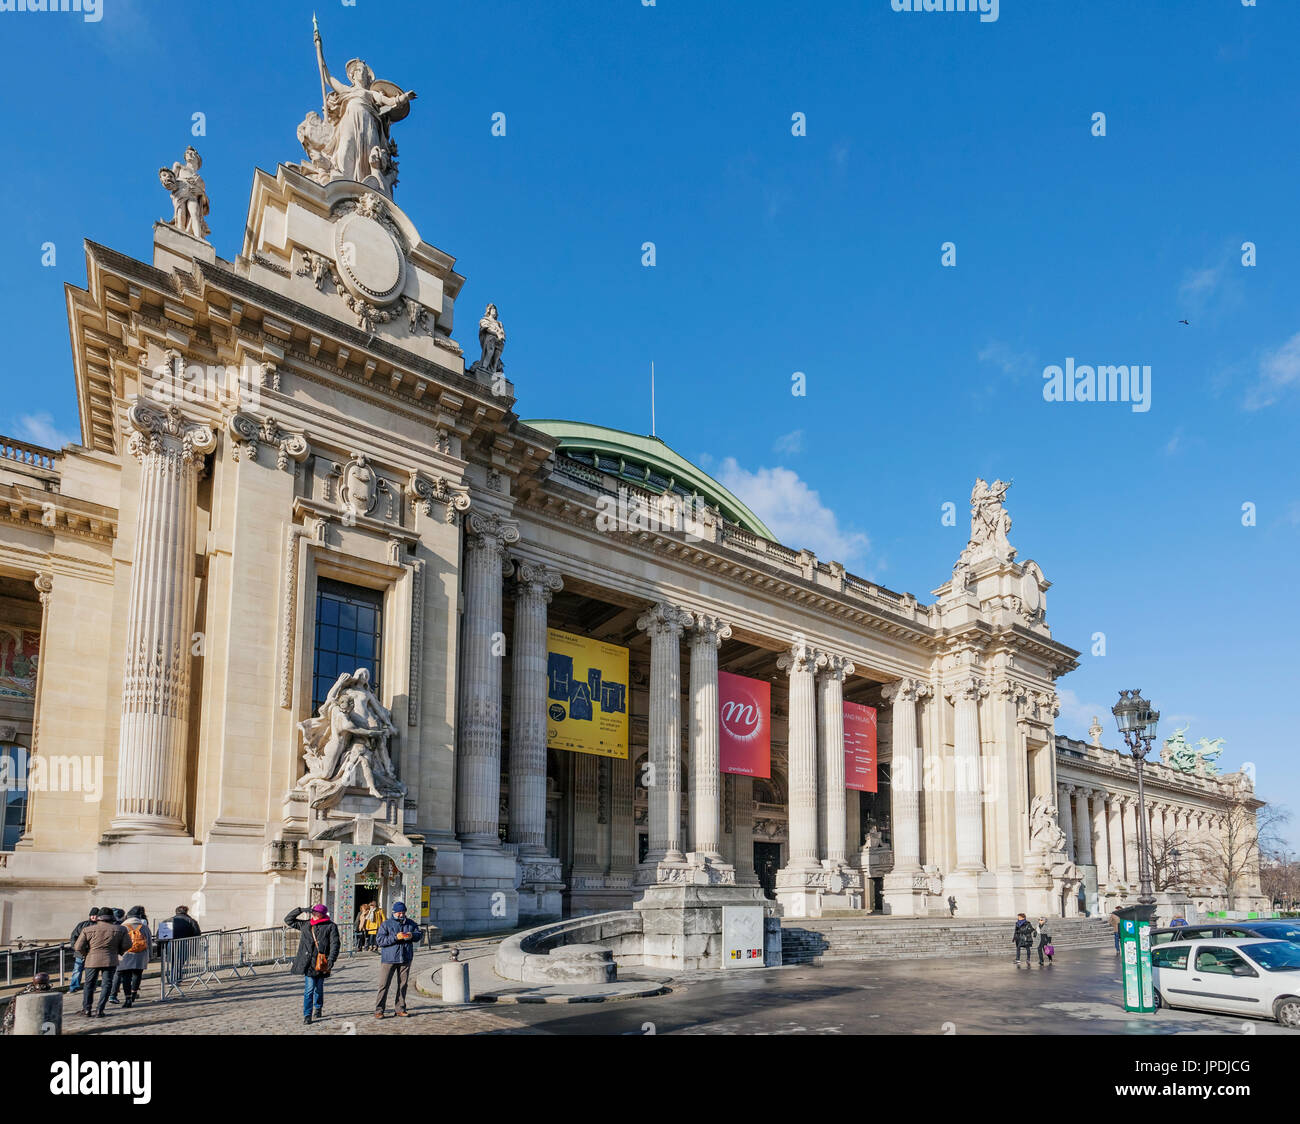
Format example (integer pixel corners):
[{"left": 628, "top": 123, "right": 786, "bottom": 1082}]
[{"left": 334, "top": 211, "right": 406, "bottom": 305}]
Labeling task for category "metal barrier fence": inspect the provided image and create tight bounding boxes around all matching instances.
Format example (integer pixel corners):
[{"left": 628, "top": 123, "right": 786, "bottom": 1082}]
[
  {"left": 2, "top": 942, "right": 69, "bottom": 988},
  {"left": 160, "top": 926, "right": 295, "bottom": 1000}
]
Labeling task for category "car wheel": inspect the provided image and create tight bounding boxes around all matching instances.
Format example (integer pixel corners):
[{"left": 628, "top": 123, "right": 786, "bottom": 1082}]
[
  {"left": 1153, "top": 988, "right": 1163, "bottom": 1011},
  {"left": 1275, "top": 997, "right": 1300, "bottom": 1029}
]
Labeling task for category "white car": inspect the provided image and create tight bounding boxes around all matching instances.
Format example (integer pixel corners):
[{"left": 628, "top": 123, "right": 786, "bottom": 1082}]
[{"left": 1150, "top": 937, "right": 1300, "bottom": 1027}]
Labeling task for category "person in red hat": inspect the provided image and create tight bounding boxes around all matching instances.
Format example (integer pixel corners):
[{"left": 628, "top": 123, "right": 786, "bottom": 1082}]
[{"left": 286, "top": 904, "right": 340, "bottom": 1025}]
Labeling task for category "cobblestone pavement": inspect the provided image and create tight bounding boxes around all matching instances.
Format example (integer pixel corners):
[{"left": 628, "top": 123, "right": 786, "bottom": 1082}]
[
  {"left": 55, "top": 944, "right": 1300, "bottom": 1036},
  {"left": 62, "top": 948, "right": 540, "bottom": 1036}
]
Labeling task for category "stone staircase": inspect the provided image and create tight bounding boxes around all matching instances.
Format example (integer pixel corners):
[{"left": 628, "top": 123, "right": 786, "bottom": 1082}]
[{"left": 781, "top": 916, "right": 1113, "bottom": 965}]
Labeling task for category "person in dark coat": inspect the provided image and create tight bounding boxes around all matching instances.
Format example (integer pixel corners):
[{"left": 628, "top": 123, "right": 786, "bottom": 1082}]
[
  {"left": 373, "top": 901, "right": 421, "bottom": 1018},
  {"left": 73, "top": 908, "right": 132, "bottom": 1017},
  {"left": 2, "top": 973, "right": 51, "bottom": 1035},
  {"left": 286, "top": 904, "right": 339, "bottom": 1025},
  {"left": 1013, "top": 913, "right": 1037, "bottom": 966},
  {"left": 68, "top": 909, "right": 98, "bottom": 993},
  {"left": 159, "top": 904, "right": 201, "bottom": 990}
]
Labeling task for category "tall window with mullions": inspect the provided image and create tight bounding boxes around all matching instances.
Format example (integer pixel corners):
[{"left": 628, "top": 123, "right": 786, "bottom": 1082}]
[
  {"left": 1, "top": 745, "right": 28, "bottom": 851},
  {"left": 312, "top": 579, "right": 384, "bottom": 714}
]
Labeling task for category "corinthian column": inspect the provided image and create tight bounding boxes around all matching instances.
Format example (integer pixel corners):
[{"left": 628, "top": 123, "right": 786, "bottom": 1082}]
[
  {"left": 1075, "top": 789, "right": 1094, "bottom": 866},
  {"left": 686, "top": 613, "right": 731, "bottom": 864},
  {"left": 508, "top": 561, "right": 562, "bottom": 855},
  {"left": 1108, "top": 794, "right": 1126, "bottom": 881},
  {"left": 946, "top": 676, "right": 988, "bottom": 871},
  {"left": 882, "top": 678, "right": 928, "bottom": 873},
  {"left": 778, "top": 642, "right": 825, "bottom": 874},
  {"left": 112, "top": 401, "right": 215, "bottom": 834},
  {"left": 636, "top": 602, "right": 693, "bottom": 869},
  {"left": 1057, "top": 784, "right": 1075, "bottom": 863},
  {"left": 456, "top": 512, "right": 519, "bottom": 845},
  {"left": 817, "top": 654, "right": 854, "bottom": 867}
]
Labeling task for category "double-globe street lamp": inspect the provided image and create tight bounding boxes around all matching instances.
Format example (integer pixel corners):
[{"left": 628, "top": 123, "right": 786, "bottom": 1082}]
[{"left": 1112, "top": 689, "right": 1161, "bottom": 917}]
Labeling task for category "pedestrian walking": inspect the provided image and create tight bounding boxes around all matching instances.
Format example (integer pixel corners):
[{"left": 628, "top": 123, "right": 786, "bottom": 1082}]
[
  {"left": 287, "top": 904, "right": 339, "bottom": 1025},
  {"left": 1036, "top": 916, "right": 1054, "bottom": 966},
  {"left": 113, "top": 907, "right": 151, "bottom": 1008},
  {"left": 947, "top": 895, "right": 957, "bottom": 917},
  {"left": 73, "top": 908, "right": 132, "bottom": 1018},
  {"left": 2, "top": 973, "right": 51, "bottom": 1035},
  {"left": 364, "top": 903, "right": 385, "bottom": 951},
  {"left": 1013, "top": 913, "right": 1037, "bottom": 966},
  {"left": 1108, "top": 909, "right": 1122, "bottom": 953},
  {"left": 373, "top": 900, "right": 420, "bottom": 1018},
  {"left": 68, "top": 909, "right": 97, "bottom": 993}
]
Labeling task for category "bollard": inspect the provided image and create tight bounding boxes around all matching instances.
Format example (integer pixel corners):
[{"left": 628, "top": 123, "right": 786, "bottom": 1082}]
[
  {"left": 441, "top": 959, "right": 471, "bottom": 1004},
  {"left": 12, "top": 991, "right": 62, "bottom": 1035}
]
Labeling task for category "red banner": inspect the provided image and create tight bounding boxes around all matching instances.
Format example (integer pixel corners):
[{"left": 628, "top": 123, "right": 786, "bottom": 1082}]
[
  {"left": 844, "top": 701, "right": 877, "bottom": 792},
  {"left": 718, "top": 671, "right": 771, "bottom": 778}
]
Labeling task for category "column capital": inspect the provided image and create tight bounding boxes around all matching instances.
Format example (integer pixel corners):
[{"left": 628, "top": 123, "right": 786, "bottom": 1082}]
[
  {"left": 944, "top": 675, "right": 988, "bottom": 704},
  {"left": 817, "top": 652, "right": 855, "bottom": 681},
  {"left": 467, "top": 511, "right": 521, "bottom": 552},
  {"left": 777, "top": 641, "right": 826, "bottom": 676},
  {"left": 881, "top": 677, "right": 930, "bottom": 705},
  {"left": 34, "top": 572, "right": 53, "bottom": 606},
  {"left": 227, "top": 410, "right": 310, "bottom": 469},
  {"left": 1059, "top": 782, "right": 1075, "bottom": 797},
  {"left": 514, "top": 559, "right": 564, "bottom": 600},
  {"left": 126, "top": 400, "right": 216, "bottom": 465},
  {"left": 636, "top": 601, "right": 693, "bottom": 638},
  {"left": 685, "top": 612, "right": 732, "bottom": 649}
]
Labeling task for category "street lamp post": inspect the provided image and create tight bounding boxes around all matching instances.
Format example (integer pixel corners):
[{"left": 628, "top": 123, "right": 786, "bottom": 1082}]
[{"left": 1113, "top": 689, "right": 1160, "bottom": 918}]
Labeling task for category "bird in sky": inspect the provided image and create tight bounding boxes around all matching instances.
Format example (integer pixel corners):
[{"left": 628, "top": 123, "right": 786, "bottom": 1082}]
[{"left": 1178, "top": 319, "right": 1190, "bottom": 325}]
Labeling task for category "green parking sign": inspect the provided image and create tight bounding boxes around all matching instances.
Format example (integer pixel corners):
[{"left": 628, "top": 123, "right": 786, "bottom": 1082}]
[{"left": 1120, "top": 918, "right": 1154, "bottom": 1013}]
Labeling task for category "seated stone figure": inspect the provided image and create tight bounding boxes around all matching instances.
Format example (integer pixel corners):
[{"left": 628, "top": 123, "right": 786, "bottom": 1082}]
[{"left": 299, "top": 668, "right": 405, "bottom": 810}]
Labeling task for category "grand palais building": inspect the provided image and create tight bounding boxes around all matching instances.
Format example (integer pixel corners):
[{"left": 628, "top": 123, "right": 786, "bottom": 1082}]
[{"left": 0, "top": 68, "right": 1266, "bottom": 943}]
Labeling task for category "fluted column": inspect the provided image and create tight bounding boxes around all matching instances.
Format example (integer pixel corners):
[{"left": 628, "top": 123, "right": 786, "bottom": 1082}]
[
  {"left": 882, "top": 678, "right": 929, "bottom": 873},
  {"left": 637, "top": 602, "right": 692, "bottom": 867},
  {"left": 816, "top": 654, "right": 854, "bottom": 867},
  {"left": 1058, "top": 785, "right": 1075, "bottom": 863},
  {"left": 1074, "top": 789, "right": 1094, "bottom": 866},
  {"left": 112, "top": 401, "right": 215, "bottom": 833},
  {"left": 1093, "top": 794, "right": 1110, "bottom": 880},
  {"left": 508, "top": 561, "right": 562, "bottom": 855},
  {"left": 686, "top": 613, "right": 731, "bottom": 862},
  {"left": 1108, "top": 794, "right": 1126, "bottom": 881},
  {"left": 946, "top": 676, "right": 988, "bottom": 871},
  {"left": 1123, "top": 796, "right": 1140, "bottom": 879},
  {"left": 456, "top": 512, "right": 519, "bottom": 844},
  {"left": 777, "top": 642, "right": 824, "bottom": 873}
]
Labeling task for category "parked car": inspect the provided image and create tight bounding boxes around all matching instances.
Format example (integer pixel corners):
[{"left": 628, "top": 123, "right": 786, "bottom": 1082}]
[
  {"left": 1150, "top": 938, "right": 1300, "bottom": 1026},
  {"left": 1150, "top": 922, "right": 1288, "bottom": 946}
]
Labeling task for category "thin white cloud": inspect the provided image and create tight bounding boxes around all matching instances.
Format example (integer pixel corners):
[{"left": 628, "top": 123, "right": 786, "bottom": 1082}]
[
  {"left": 1056, "top": 688, "right": 1108, "bottom": 743},
  {"left": 1245, "top": 331, "right": 1300, "bottom": 410},
  {"left": 13, "top": 413, "right": 73, "bottom": 450},
  {"left": 711, "top": 456, "right": 871, "bottom": 572},
  {"left": 1164, "top": 428, "right": 1183, "bottom": 456},
  {"left": 977, "top": 340, "right": 1036, "bottom": 377},
  {"left": 773, "top": 429, "right": 804, "bottom": 455}
]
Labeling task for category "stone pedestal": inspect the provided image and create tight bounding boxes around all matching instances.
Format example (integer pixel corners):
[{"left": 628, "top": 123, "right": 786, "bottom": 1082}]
[
  {"left": 881, "top": 870, "right": 930, "bottom": 917},
  {"left": 633, "top": 883, "right": 775, "bottom": 971}
]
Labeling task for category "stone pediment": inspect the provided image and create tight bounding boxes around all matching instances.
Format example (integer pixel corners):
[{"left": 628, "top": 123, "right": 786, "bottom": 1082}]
[{"left": 240, "top": 167, "right": 466, "bottom": 372}]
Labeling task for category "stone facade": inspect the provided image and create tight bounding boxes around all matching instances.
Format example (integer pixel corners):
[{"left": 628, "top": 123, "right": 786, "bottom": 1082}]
[{"left": 0, "top": 111, "right": 1269, "bottom": 942}]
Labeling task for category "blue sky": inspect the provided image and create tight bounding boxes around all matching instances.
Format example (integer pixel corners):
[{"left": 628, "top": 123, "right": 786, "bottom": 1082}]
[{"left": 2, "top": 0, "right": 1296, "bottom": 844}]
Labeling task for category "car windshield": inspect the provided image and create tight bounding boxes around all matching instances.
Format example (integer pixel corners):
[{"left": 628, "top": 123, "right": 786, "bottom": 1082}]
[
  {"left": 1252, "top": 923, "right": 1300, "bottom": 941},
  {"left": 1242, "top": 941, "right": 1300, "bottom": 972}
]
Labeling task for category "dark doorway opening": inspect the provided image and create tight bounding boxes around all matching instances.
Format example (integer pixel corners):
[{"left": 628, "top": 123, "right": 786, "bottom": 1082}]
[{"left": 754, "top": 842, "right": 781, "bottom": 900}]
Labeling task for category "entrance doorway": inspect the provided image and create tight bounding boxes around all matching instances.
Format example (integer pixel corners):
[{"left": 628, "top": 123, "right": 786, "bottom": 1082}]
[{"left": 754, "top": 842, "right": 781, "bottom": 900}]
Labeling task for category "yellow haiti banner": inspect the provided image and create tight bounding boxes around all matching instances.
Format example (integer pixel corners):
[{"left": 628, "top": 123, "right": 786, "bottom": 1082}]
[{"left": 546, "top": 628, "right": 629, "bottom": 759}]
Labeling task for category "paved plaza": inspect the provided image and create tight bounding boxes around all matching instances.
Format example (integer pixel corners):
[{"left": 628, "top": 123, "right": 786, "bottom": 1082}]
[{"left": 56, "top": 944, "right": 1299, "bottom": 1037}]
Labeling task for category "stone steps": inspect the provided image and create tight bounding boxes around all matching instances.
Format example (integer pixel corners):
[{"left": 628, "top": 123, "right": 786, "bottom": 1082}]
[{"left": 781, "top": 916, "right": 1112, "bottom": 965}]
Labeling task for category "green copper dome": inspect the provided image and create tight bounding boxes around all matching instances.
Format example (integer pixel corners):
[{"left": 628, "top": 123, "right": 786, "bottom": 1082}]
[{"left": 524, "top": 419, "right": 776, "bottom": 541}]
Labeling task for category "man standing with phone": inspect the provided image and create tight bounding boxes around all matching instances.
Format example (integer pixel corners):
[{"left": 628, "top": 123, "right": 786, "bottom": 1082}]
[{"left": 373, "top": 900, "right": 420, "bottom": 1018}]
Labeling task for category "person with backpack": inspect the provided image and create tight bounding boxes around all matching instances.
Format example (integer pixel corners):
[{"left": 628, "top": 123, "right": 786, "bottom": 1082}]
[
  {"left": 373, "top": 901, "right": 420, "bottom": 1018},
  {"left": 73, "top": 908, "right": 132, "bottom": 1017},
  {"left": 68, "top": 909, "right": 98, "bottom": 993},
  {"left": 1013, "top": 913, "right": 1037, "bottom": 966},
  {"left": 112, "top": 907, "right": 151, "bottom": 1007},
  {"left": 1036, "top": 916, "right": 1054, "bottom": 966},
  {"left": 286, "top": 904, "right": 339, "bottom": 1025}
]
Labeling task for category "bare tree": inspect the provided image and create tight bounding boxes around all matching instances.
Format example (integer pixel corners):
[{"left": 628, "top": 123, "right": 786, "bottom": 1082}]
[
  {"left": 1148, "top": 826, "right": 1198, "bottom": 892},
  {"left": 1189, "top": 792, "right": 1289, "bottom": 910},
  {"left": 1260, "top": 858, "right": 1300, "bottom": 912}
]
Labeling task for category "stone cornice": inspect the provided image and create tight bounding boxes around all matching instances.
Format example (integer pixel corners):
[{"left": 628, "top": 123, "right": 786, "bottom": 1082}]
[{"left": 0, "top": 481, "right": 118, "bottom": 543}]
